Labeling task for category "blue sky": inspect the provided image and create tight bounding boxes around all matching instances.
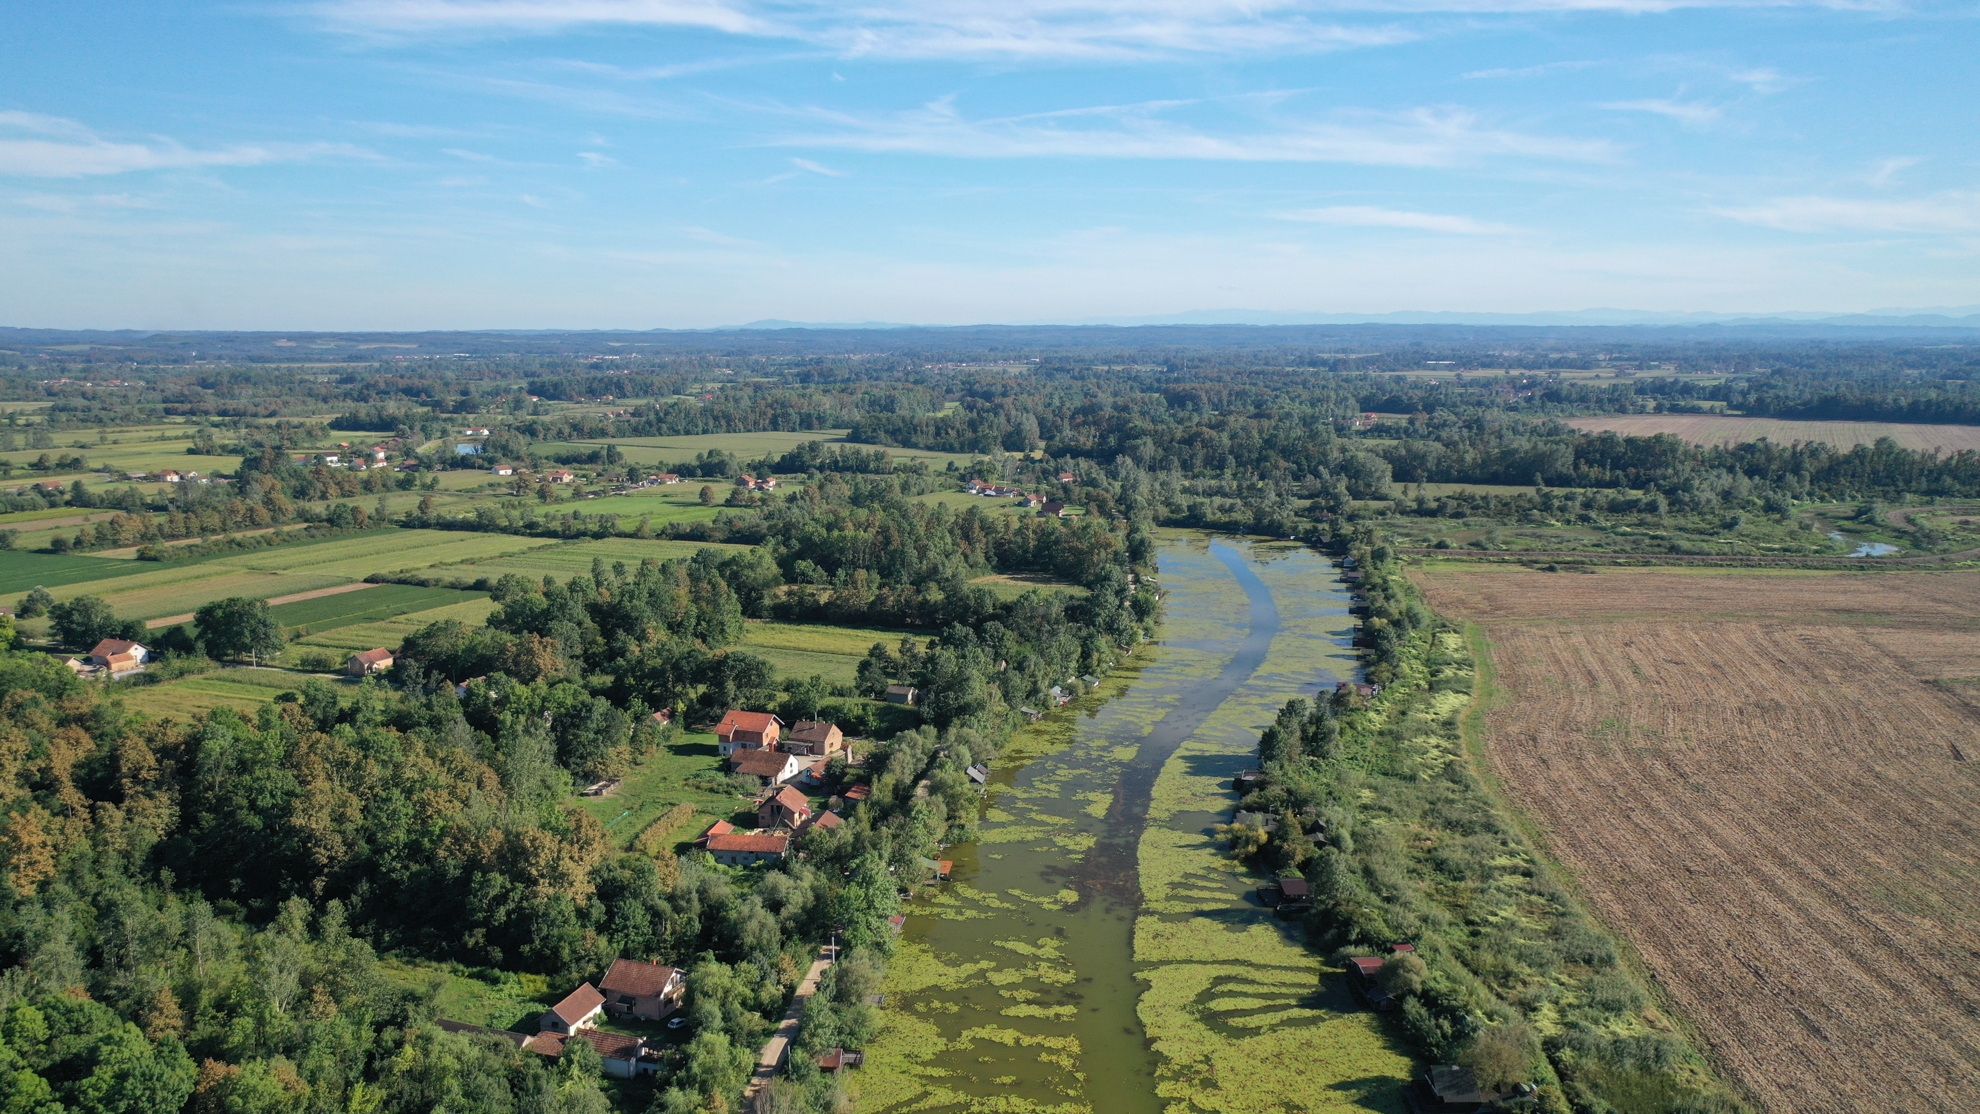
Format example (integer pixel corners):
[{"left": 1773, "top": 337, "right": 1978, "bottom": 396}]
[{"left": 1, "top": 0, "right": 1975, "bottom": 328}]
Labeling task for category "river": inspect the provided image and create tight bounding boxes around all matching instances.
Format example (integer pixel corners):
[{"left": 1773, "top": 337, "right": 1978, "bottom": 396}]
[{"left": 854, "top": 533, "right": 1416, "bottom": 1114}]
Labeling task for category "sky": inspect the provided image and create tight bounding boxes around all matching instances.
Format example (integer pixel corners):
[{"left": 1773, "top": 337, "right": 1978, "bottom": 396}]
[{"left": 1, "top": 0, "right": 1976, "bottom": 329}]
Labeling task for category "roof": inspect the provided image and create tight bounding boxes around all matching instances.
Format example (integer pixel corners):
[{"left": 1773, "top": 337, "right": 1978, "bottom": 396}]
[
  {"left": 842, "top": 784, "right": 871, "bottom": 801},
  {"left": 350, "top": 648, "right": 394, "bottom": 665},
  {"left": 90, "top": 638, "right": 145, "bottom": 659},
  {"left": 706, "top": 832, "right": 789, "bottom": 854},
  {"left": 575, "top": 1029, "right": 645, "bottom": 1061},
  {"left": 732, "top": 750, "right": 797, "bottom": 777},
  {"left": 807, "top": 810, "right": 843, "bottom": 830},
  {"left": 547, "top": 982, "right": 605, "bottom": 1027},
  {"left": 884, "top": 684, "right": 916, "bottom": 696},
  {"left": 787, "top": 719, "right": 840, "bottom": 744},
  {"left": 1278, "top": 878, "right": 1310, "bottom": 898},
  {"left": 768, "top": 785, "right": 811, "bottom": 813},
  {"left": 697, "top": 820, "right": 734, "bottom": 844},
  {"left": 716, "top": 709, "right": 781, "bottom": 736},
  {"left": 1425, "top": 1065, "right": 1511, "bottom": 1104},
  {"left": 1347, "top": 957, "right": 1386, "bottom": 977},
  {"left": 600, "top": 958, "right": 681, "bottom": 999}
]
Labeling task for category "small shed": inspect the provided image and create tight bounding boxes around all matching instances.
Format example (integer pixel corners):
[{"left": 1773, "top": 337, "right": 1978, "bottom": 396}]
[
  {"left": 884, "top": 684, "right": 919, "bottom": 706},
  {"left": 966, "top": 764, "right": 989, "bottom": 785}
]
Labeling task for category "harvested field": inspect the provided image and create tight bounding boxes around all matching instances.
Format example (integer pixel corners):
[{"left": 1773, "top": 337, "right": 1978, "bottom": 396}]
[
  {"left": 1415, "top": 565, "right": 1980, "bottom": 1114},
  {"left": 1565, "top": 414, "right": 1980, "bottom": 453}
]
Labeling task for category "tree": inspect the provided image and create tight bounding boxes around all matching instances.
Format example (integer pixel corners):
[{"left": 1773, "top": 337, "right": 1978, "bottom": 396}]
[
  {"left": 194, "top": 597, "right": 285, "bottom": 665},
  {"left": 15, "top": 586, "right": 52, "bottom": 619},
  {"left": 1458, "top": 1021, "right": 1535, "bottom": 1090},
  {"left": 48, "top": 595, "right": 141, "bottom": 648},
  {"left": 699, "top": 485, "right": 716, "bottom": 506}
]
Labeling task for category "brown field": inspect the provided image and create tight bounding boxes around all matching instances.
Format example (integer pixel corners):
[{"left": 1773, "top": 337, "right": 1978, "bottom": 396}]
[
  {"left": 1565, "top": 414, "right": 1980, "bottom": 453},
  {"left": 1414, "top": 565, "right": 1980, "bottom": 1114}
]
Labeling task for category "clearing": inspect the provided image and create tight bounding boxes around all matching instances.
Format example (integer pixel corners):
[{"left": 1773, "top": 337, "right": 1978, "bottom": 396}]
[
  {"left": 1414, "top": 564, "right": 1980, "bottom": 1114},
  {"left": 1565, "top": 414, "right": 1980, "bottom": 453}
]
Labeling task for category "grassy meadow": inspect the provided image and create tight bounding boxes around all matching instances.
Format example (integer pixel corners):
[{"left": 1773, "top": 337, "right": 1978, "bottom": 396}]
[
  {"left": 118, "top": 667, "right": 353, "bottom": 720},
  {"left": 287, "top": 594, "right": 501, "bottom": 657}
]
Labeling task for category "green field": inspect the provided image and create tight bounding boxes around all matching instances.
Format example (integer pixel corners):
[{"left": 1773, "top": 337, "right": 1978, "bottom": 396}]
[
  {"left": 289, "top": 595, "right": 501, "bottom": 656},
  {"left": 119, "top": 667, "right": 350, "bottom": 720},
  {"left": 739, "top": 619, "right": 914, "bottom": 685},
  {"left": 200, "top": 529, "right": 550, "bottom": 578},
  {"left": 432, "top": 536, "right": 754, "bottom": 583},
  {"left": 271, "top": 584, "right": 485, "bottom": 634},
  {"left": 966, "top": 572, "right": 1089, "bottom": 599},
  {"left": 557, "top": 430, "right": 981, "bottom": 470},
  {"left": 531, "top": 488, "right": 726, "bottom": 523},
  {"left": 912, "top": 491, "right": 1035, "bottom": 515},
  {"left": 0, "top": 550, "right": 160, "bottom": 595}
]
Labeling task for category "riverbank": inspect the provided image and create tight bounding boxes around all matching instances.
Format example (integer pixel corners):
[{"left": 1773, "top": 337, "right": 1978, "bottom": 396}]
[{"left": 852, "top": 534, "right": 1416, "bottom": 1114}]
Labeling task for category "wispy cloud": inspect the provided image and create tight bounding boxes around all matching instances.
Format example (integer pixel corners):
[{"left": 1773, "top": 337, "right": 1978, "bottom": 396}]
[
  {"left": 1275, "top": 204, "right": 1520, "bottom": 233},
  {"left": 1462, "top": 59, "right": 1601, "bottom": 79},
  {"left": 1717, "top": 192, "right": 1980, "bottom": 234},
  {"left": 577, "top": 150, "right": 620, "bottom": 166},
  {"left": 1597, "top": 96, "right": 1721, "bottom": 124},
  {"left": 787, "top": 157, "right": 847, "bottom": 176},
  {"left": 1868, "top": 156, "right": 1918, "bottom": 187},
  {"left": 0, "top": 111, "right": 366, "bottom": 178},
  {"left": 770, "top": 97, "right": 1616, "bottom": 166},
  {"left": 312, "top": 0, "right": 1905, "bottom": 62}
]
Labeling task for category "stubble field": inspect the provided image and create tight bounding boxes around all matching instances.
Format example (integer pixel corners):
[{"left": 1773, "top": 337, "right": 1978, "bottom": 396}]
[{"left": 1414, "top": 565, "right": 1980, "bottom": 1114}]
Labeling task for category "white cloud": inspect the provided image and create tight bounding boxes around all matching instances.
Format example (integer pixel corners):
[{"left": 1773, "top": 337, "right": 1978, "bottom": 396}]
[
  {"left": 1717, "top": 192, "right": 1980, "bottom": 234},
  {"left": 1275, "top": 204, "right": 1519, "bottom": 233},
  {"left": 1597, "top": 96, "right": 1721, "bottom": 124},
  {"left": 772, "top": 98, "right": 1616, "bottom": 166},
  {"left": 0, "top": 111, "right": 364, "bottom": 178},
  {"left": 1868, "top": 156, "right": 1919, "bottom": 187},
  {"left": 577, "top": 150, "right": 620, "bottom": 166},
  {"left": 310, "top": 0, "right": 1886, "bottom": 62},
  {"left": 788, "top": 156, "right": 846, "bottom": 176},
  {"left": 1462, "top": 59, "right": 1601, "bottom": 79}
]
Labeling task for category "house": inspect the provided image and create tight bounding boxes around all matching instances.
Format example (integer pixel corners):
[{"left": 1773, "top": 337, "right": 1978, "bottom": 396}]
[
  {"left": 529, "top": 1029, "right": 661, "bottom": 1079},
  {"left": 123, "top": 471, "right": 146, "bottom": 481},
  {"left": 1334, "top": 681, "right": 1380, "bottom": 700},
  {"left": 715, "top": 709, "right": 782, "bottom": 754},
  {"left": 657, "top": 473, "right": 680, "bottom": 484},
  {"left": 800, "top": 809, "right": 843, "bottom": 834},
  {"left": 598, "top": 958, "right": 685, "bottom": 1021},
  {"left": 1265, "top": 877, "right": 1311, "bottom": 915},
  {"left": 1017, "top": 706, "right": 1042, "bottom": 721},
  {"left": 88, "top": 639, "right": 150, "bottom": 668},
  {"left": 1057, "top": 472, "right": 1076, "bottom": 483},
  {"left": 757, "top": 476, "right": 778, "bottom": 490},
  {"left": 1344, "top": 957, "right": 1396, "bottom": 1011},
  {"left": 1234, "top": 769, "right": 1266, "bottom": 793},
  {"left": 546, "top": 469, "right": 575, "bottom": 483},
  {"left": 783, "top": 719, "right": 843, "bottom": 756},
  {"left": 1408, "top": 1065, "right": 1522, "bottom": 1113},
  {"left": 347, "top": 648, "right": 394, "bottom": 676},
  {"left": 705, "top": 831, "right": 790, "bottom": 866},
  {"left": 492, "top": 464, "right": 515, "bottom": 476},
  {"left": 816, "top": 1048, "right": 864, "bottom": 1073},
  {"left": 883, "top": 684, "right": 918, "bottom": 706},
  {"left": 1038, "top": 501, "right": 1067, "bottom": 518},
  {"left": 1048, "top": 685, "right": 1070, "bottom": 706},
  {"left": 798, "top": 759, "right": 830, "bottom": 788},
  {"left": 160, "top": 470, "right": 182, "bottom": 483},
  {"left": 539, "top": 983, "right": 605, "bottom": 1035},
  {"left": 730, "top": 749, "right": 806, "bottom": 787},
  {"left": 696, "top": 820, "right": 735, "bottom": 846},
  {"left": 966, "top": 764, "right": 989, "bottom": 785},
  {"left": 1023, "top": 494, "right": 1044, "bottom": 508},
  {"left": 1080, "top": 674, "right": 1100, "bottom": 687},
  {"left": 461, "top": 427, "right": 490, "bottom": 436},
  {"left": 841, "top": 784, "right": 871, "bottom": 803},
  {"left": 758, "top": 785, "right": 814, "bottom": 829},
  {"left": 649, "top": 707, "right": 673, "bottom": 727}
]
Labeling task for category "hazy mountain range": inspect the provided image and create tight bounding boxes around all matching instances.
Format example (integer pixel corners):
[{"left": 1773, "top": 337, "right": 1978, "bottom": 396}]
[{"left": 737, "top": 307, "right": 1980, "bottom": 330}]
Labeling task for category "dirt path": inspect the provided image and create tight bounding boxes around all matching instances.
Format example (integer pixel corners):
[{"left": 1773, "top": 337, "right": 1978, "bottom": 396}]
[
  {"left": 746, "top": 944, "right": 835, "bottom": 1099},
  {"left": 145, "top": 581, "right": 379, "bottom": 629}
]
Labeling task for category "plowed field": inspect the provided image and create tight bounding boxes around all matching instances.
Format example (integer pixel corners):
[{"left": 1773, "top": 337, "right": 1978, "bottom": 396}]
[{"left": 1414, "top": 566, "right": 1980, "bottom": 1114}]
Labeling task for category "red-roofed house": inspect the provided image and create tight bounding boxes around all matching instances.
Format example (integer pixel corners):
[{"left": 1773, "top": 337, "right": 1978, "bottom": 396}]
[
  {"left": 696, "top": 820, "right": 735, "bottom": 846},
  {"left": 715, "top": 709, "right": 782, "bottom": 755},
  {"left": 1057, "top": 472, "right": 1076, "bottom": 483},
  {"left": 599, "top": 959, "right": 684, "bottom": 1021},
  {"left": 88, "top": 639, "right": 150, "bottom": 669},
  {"left": 546, "top": 469, "right": 575, "bottom": 483},
  {"left": 758, "top": 785, "right": 813, "bottom": 829},
  {"left": 540, "top": 982, "right": 605, "bottom": 1035},
  {"left": 706, "top": 831, "right": 789, "bottom": 866},
  {"left": 801, "top": 809, "right": 844, "bottom": 834},
  {"left": 528, "top": 1029, "right": 657, "bottom": 1078},
  {"left": 730, "top": 749, "right": 805, "bottom": 787}
]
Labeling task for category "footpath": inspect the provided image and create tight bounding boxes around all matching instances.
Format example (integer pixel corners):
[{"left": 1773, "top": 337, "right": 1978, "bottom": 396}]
[{"left": 745, "top": 943, "right": 836, "bottom": 1099}]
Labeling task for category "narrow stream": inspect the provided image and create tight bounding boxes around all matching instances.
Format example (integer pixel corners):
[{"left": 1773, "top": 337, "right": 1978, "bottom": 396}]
[{"left": 865, "top": 534, "right": 1370, "bottom": 1114}]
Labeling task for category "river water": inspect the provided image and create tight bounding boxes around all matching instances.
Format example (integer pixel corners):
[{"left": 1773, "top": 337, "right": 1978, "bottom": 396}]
[{"left": 857, "top": 533, "right": 1412, "bottom": 1114}]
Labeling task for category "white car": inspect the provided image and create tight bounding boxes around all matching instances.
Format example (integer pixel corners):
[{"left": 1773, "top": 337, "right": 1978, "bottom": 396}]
[{"left": 667, "top": 1017, "right": 688, "bottom": 1029}]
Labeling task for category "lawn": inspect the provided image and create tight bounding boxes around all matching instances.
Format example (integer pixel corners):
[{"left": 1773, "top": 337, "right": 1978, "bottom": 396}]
[
  {"left": 289, "top": 595, "right": 501, "bottom": 656},
  {"left": 118, "top": 667, "right": 353, "bottom": 720},
  {"left": 377, "top": 959, "right": 556, "bottom": 1033},
  {"left": 0, "top": 550, "right": 160, "bottom": 595},
  {"left": 577, "top": 731, "right": 752, "bottom": 854}
]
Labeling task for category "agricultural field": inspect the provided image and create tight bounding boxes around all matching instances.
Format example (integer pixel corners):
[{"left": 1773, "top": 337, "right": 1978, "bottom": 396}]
[
  {"left": 1565, "top": 414, "right": 1980, "bottom": 453},
  {"left": 544, "top": 487, "right": 726, "bottom": 524},
  {"left": 557, "top": 430, "right": 982, "bottom": 470},
  {"left": 287, "top": 594, "right": 499, "bottom": 658},
  {"left": 268, "top": 583, "right": 483, "bottom": 634},
  {"left": 428, "top": 536, "right": 754, "bottom": 583},
  {"left": 119, "top": 666, "right": 348, "bottom": 720},
  {"left": 1414, "top": 564, "right": 1980, "bottom": 1114},
  {"left": 0, "top": 550, "right": 158, "bottom": 595},
  {"left": 738, "top": 618, "right": 906, "bottom": 684}
]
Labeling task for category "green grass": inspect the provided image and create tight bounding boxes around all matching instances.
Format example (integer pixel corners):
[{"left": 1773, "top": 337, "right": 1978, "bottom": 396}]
[
  {"left": 433, "top": 536, "right": 755, "bottom": 582},
  {"left": 290, "top": 595, "right": 501, "bottom": 656},
  {"left": 739, "top": 619, "right": 915, "bottom": 685},
  {"left": 119, "top": 667, "right": 353, "bottom": 720},
  {"left": 271, "top": 584, "right": 485, "bottom": 634},
  {"left": 912, "top": 491, "right": 1035, "bottom": 515},
  {"left": 378, "top": 958, "right": 555, "bottom": 1033},
  {"left": 576, "top": 731, "right": 749, "bottom": 853},
  {"left": 0, "top": 550, "right": 160, "bottom": 595},
  {"left": 202, "top": 529, "right": 549, "bottom": 578},
  {"left": 527, "top": 489, "right": 725, "bottom": 523},
  {"left": 556, "top": 430, "right": 981, "bottom": 470},
  {"left": 966, "top": 573, "right": 1089, "bottom": 600}
]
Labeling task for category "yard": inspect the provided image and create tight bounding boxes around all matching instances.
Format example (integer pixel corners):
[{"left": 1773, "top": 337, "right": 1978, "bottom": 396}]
[{"left": 577, "top": 731, "right": 753, "bottom": 854}]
